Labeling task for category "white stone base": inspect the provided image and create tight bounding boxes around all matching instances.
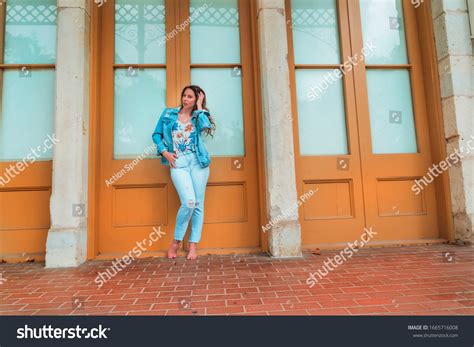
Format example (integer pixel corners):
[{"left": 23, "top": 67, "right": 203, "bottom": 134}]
[
  {"left": 45, "top": 227, "right": 87, "bottom": 268},
  {"left": 268, "top": 221, "right": 303, "bottom": 258}
]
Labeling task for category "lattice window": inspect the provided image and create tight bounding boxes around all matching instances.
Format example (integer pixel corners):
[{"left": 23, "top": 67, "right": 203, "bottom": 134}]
[
  {"left": 115, "top": 3, "right": 238, "bottom": 27},
  {"left": 6, "top": 4, "right": 56, "bottom": 25},
  {"left": 115, "top": 4, "right": 165, "bottom": 25},
  {"left": 190, "top": 5, "right": 239, "bottom": 27},
  {"left": 115, "top": 3, "right": 165, "bottom": 64},
  {"left": 292, "top": 8, "right": 337, "bottom": 28}
]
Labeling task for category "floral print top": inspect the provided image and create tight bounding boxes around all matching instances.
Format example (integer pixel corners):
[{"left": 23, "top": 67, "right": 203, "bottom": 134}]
[{"left": 171, "top": 119, "right": 196, "bottom": 155}]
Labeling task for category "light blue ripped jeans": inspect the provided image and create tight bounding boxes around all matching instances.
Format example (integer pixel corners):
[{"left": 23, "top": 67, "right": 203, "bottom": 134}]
[{"left": 170, "top": 151, "right": 210, "bottom": 243}]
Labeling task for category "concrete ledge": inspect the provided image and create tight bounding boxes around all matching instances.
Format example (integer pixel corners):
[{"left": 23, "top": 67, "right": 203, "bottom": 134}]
[{"left": 303, "top": 238, "right": 451, "bottom": 251}]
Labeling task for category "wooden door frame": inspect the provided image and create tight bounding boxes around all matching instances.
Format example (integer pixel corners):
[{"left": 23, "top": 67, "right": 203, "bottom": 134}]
[
  {"left": 284, "top": 0, "right": 454, "bottom": 245},
  {"left": 87, "top": 0, "right": 269, "bottom": 259},
  {"left": 88, "top": 2, "right": 100, "bottom": 260}
]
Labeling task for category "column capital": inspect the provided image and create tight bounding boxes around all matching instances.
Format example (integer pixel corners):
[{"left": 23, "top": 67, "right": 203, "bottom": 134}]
[
  {"left": 257, "top": 0, "right": 286, "bottom": 11},
  {"left": 58, "top": 0, "right": 90, "bottom": 15}
]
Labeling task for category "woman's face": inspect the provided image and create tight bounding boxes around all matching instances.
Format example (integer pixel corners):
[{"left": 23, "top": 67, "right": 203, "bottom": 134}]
[{"left": 182, "top": 88, "right": 197, "bottom": 109}]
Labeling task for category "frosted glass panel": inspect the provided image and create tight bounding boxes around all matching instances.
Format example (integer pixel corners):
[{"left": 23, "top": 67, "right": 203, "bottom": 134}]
[
  {"left": 359, "top": 0, "right": 408, "bottom": 64},
  {"left": 296, "top": 70, "right": 348, "bottom": 155},
  {"left": 366, "top": 69, "right": 417, "bottom": 154},
  {"left": 190, "top": 0, "right": 240, "bottom": 64},
  {"left": 115, "top": 0, "right": 166, "bottom": 64},
  {"left": 4, "top": 0, "right": 57, "bottom": 64},
  {"left": 291, "top": 0, "right": 340, "bottom": 64},
  {"left": 191, "top": 68, "right": 244, "bottom": 156},
  {"left": 0, "top": 70, "right": 55, "bottom": 161},
  {"left": 114, "top": 69, "right": 166, "bottom": 158}
]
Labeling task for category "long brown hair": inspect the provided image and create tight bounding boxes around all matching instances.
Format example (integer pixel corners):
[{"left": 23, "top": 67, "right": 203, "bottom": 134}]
[{"left": 179, "top": 85, "right": 216, "bottom": 137}]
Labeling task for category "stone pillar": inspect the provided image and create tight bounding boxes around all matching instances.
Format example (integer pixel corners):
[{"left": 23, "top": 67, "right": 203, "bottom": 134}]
[
  {"left": 45, "top": 0, "right": 91, "bottom": 267},
  {"left": 256, "top": 0, "right": 302, "bottom": 257},
  {"left": 432, "top": 0, "right": 473, "bottom": 244}
]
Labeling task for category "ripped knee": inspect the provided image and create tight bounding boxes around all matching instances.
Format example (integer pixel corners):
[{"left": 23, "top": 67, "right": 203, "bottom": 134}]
[{"left": 186, "top": 199, "right": 196, "bottom": 208}]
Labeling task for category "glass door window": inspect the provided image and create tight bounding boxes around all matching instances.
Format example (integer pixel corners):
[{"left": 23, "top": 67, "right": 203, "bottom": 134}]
[
  {"left": 113, "top": 0, "right": 167, "bottom": 159},
  {"left": 360, "top": 0, "right": 418, "bottom": 154},
  {"left": 291, "top": 0, "right": 349, "bottom": 156},
  {"left": 0, "top": 0, "right": 56, "bottom": 161},
  {"left": 190, "top": 0, "right": 245, "bottom": 157}
]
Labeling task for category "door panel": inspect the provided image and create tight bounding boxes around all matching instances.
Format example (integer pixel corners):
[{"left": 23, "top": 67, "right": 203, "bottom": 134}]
[
  {"left": 349, "top": 0, "right": 438, "bottom": 240},
  {"left": 288, "top": 0, "right": 439, "bottom": 245},
  {"left": 98, "top": 0, "right": 172, "bottom": 256},
  {"left": 96, "top": 0, "right": 260, "bottom": 258},
  {"left": 288, "top": 0, "right": 367, "bottom": 245},
  {"left": 183, "top": 0, "right": 260, "bottom": 250},
  {"left": 0, "top": 0, "right": 57, "bottom": 260}
]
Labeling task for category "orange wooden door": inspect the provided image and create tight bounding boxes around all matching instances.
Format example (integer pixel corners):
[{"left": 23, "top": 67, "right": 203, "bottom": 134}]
[
  {"left": 178, "top": 0, "right": 261, "bottom": 251},
  {"left": 287, "top": 0, "right": 367, "bottom": 246},
  {"left": 349, "top": 0, "right": 439, "bottom": 240},
  {"left": 95, "top": 0, "right": 261, "bottom": 259},
  {"left": 0, "top": 1, "right": 57, "bottom": 261},
  {"left": 288, "top": 0, "right": 439, "bottom": 246}
]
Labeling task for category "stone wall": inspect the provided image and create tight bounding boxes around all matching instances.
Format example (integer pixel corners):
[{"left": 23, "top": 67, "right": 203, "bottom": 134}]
[{"left": 432, "top": 0, "right": 474, "bottom": 244}]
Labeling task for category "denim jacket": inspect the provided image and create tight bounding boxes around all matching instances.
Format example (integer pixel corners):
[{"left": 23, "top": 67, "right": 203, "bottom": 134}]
[{"left": 152, "top": 106, "right": 212, "bottom": 168}]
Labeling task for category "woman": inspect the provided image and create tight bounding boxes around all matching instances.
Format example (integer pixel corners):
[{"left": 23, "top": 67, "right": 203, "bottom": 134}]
[{"left": 152, "top": 85, "right": 216, "bottom": 260}]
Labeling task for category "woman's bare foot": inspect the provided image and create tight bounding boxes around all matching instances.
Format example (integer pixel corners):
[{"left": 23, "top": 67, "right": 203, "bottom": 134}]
[
  {"left": 167, "top": 240, "right": 181, "bottom": 259},
  {"left": 186, "top": 242, "right": 198, "bottom": 260}
]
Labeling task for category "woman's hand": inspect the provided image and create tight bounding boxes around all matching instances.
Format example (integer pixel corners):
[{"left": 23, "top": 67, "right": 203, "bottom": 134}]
[
  {"left": 196, "top": 91, "right": 205, "bottom": 110},
  {"left": 162, "top": 151, "right": 178, "bottom": 168}
]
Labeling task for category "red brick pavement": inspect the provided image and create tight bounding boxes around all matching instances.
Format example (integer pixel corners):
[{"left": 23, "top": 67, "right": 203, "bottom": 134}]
[{"left": 0, "top": 244, "right": 473, "bottom": 316}]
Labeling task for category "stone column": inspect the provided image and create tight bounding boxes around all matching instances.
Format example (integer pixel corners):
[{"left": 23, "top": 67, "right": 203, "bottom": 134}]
[
  {"left": 432, "top": 0, "right": 473, "bottom": 244},
  {"left": 45, "top": 0, "right": 91, "bottom": 267},
  {"left": 256, "top": 0, "right": 302, "bottom": 257}
]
